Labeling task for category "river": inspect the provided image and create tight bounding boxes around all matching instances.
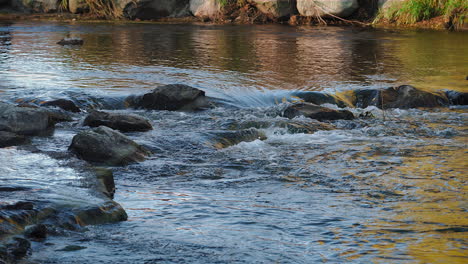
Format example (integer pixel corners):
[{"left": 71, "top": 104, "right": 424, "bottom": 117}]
[{"left": 0, "top": 21, "right": 467, "bottom": 263}]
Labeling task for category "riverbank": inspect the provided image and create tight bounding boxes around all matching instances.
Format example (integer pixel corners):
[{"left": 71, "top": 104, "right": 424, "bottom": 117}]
[{"left": 0, "top": 0, "right": 466, "bottom": 30}]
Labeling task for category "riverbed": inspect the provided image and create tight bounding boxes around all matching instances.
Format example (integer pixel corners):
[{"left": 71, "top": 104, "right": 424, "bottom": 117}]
[{"left": 0, "top": 21, "right": 467, "bottom": 263}]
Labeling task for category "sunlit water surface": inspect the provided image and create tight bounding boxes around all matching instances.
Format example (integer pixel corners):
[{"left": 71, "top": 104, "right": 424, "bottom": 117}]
[{"left": 0, "top": 21, "right": 467, "bottom": 263}]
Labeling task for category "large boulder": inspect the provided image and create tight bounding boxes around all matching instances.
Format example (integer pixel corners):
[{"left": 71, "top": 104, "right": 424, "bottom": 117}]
[
  {"left": 84, "top": 111, "right": 152, "bottom": 132},
  {"left": 10, "top": 0, "right": 58, "bottom": 12},
  {"left": 248, "top": 0, "right": 296, "bottom": 18},
  {"left": 0, "top": 102, "right": 53, "bottom": 135},
  {"left": 353, "top": 85, "right": 449, "bottom": 109},
  {"left": 126, "top": 84, "right": 208, "bottom": 111},
  {"left": 69, "top": 126, "right": 151, "bottom": 166},
  {"left": 297, "top": 0, "right": 359, "bottom": 18},
  {"left": 189, "top": 0, "right": 222, "bottom": 19},
  {"left": 121, "top": 0, "right": 190, "bottom": 20},
  {"left": 282, "top": 102, "right": 355, "bottom": 121}
]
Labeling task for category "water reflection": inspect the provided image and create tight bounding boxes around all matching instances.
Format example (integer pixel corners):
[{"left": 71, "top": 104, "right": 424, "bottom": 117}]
[{"left": 0, "top": 22, "right": 467, "bottom": 97}]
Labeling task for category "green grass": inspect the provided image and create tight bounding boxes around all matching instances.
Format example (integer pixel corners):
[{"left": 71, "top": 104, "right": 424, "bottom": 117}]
[{"left": 375, "top": 0, "right": 467, "bottom": 29}]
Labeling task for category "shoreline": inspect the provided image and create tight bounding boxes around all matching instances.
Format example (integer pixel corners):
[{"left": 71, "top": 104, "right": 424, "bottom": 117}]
[{"left": 0, "top": 12, "right": 463, "bottom": 31}]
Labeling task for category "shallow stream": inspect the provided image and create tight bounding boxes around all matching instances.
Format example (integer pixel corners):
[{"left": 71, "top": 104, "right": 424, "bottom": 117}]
[{"left": 0, "top": 22, "right": 467, "bottom": 263}]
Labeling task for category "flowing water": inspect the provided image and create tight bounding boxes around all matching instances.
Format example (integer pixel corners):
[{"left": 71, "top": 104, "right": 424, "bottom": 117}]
[{"left": 0, "top": 21, "right": 467, "bottom": 263}]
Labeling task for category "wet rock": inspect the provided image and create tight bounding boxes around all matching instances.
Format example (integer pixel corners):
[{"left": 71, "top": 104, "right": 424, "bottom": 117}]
[
  {"left": 282, "top": 103, "right": 355, "bottom": 121},
  {"left": 57, "top": 38, "right": 84, "bottom": 46},
  {"left": 93, "top": 167, "right": 116, "bottom": 199},
  {"left": 247, "top": 0, "right": 296, "bottom": 18},
  {"left": 0, "top": 102, "right": 53, "bottom": 135},
  {"left": 74, "top": 201, "right": 127, "bottom": 226},
  {"left": 84, "top": 110, "right": 152, "bottom": 132},
  {"left": 69, "top": 126, "right": 151, "bottom": 166},
  {"left": 292, "top": 91, "right": 348, "bottom": 107},
  {"left": 207, "top": 128, "right": 266, "bottom": 148},
  {"left": 0, "top": 131, "right": 28, "bottom": 148},
  {"left": 122, "top": 0, "right": 190, "bottom": 20},
  {"left": 354, "top": 85, "right": 449, "bottom": 109},
  {"left": 6, "top": 237, "right": 30, "bottom": 259},
  {"left": 3, "top": 202, "right": 34, "bottom": 211},
  {"left": 44, "top": 108, "right": 74, "bottom": 124},
  {"left": 41, "top": 99, "right": 81, "bottom": 113},
  {"left": 24, "top": 224, "right": 47, "bottom": 240},
  {"left": 445, "top": 90, "right": 467, "bottom": 105},
  {"left": 233, "top": 119, "right": 335, "bottom": 134},
  {"left": 126, "top": 84, "right": 208, "bottom": 111},
  {"left": 189, "top": 0, "right": 222, "bottom": 20},
  {"left": 297, "top": 0, "right": 359, "bottom": 18}
]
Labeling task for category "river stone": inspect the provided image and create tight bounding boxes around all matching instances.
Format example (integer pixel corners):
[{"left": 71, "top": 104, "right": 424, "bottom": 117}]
[
  {"left": 297, "top": 0, "right": 359, "bottom": 18},
  {"left": 445, "top": 90, "right": 467, "bottom": 105},
  {"left": 69, "top": 126, "right": 151, "bottom": 166},
  {"left": 41, "top": 99, "right": 81, "bottom": 113},
  {"left": 0, "top": 102, "right": 53, "bottom": 135},
  {"left": 93, "top": 167, "right": 116, "bottom": 199},
  {"left": 127, "top": 84, "right": 208, "bottom": 111},
  {"left": 73, "top": 201, "right": 127, "bottom": 226},
  {"left": 9, "top": 0, "right": 58, "bottom": 12},
  {"left": 207, "top": 128, "right": 267, "bottom": 148},
  {"left": 6, "top": 237, "right": 30, "bottom": 259},
  {"left": 292, "top": 91, "right": 348, "bottom": 107},
  {"left": 84, "top": 111, "right": 152, "bottom": 132},
  {"left": 0, "top": 131, "right": 28, "bottom": 148},
  {"left": 190, "top": 0, "right": 222, "bottom": 19},
  {"left": 247, "top": 0, "right": 296, "bottom": 18},
  {"left": 69, "top": 0, "right": 88, "bottom": 13},
  {"left": 121, "top": 0, "right": 190, "bottom": 20},
  {"left": 353, "top": 85, "right": 449, "bottom": 109},
  {"left": 282, "top": 102, "right": 355, "bottom": 121}
]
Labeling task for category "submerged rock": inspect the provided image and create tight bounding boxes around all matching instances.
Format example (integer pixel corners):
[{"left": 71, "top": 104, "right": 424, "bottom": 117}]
[
  {"left": 207, "top": 128, "right": 266, "bottom": 148},
  {"left": 74, "top": 201, "right": 127, "bottom": 226},
  {"left": 353, "top": 85, "right": 449, "bottom": 109},
  {"left": 24, "top": 224, "right": 47, "bottom": 240},
  {"left": 0, "top": 102, "right": 53, "bottom": 135},
  {"left": 126, "top": 84, "right": 208, "bottom": 111},
  {"left": 282, "top": 103, "right": 355, "bottom": 121},
  {"left": 57, "top": 38, "right": 84, "bottom": 46},
  {"left": 292, "top": 91, "right": 348, "bottom": 107},
  {"left": 41, "top": 99, "right": 81, "bottom": 113},
  {"left": 84, "top": 110, "right": 152, "bottom": 132},
  {"left": 297, "top": 0, "right": 359, "bottom": 18},
  {"left": 231, "top": 119, "right": 335, "bottom": 134},
  {"left": 69, "top": 126, "right": 151, "bottom": 166},
  {"left": 0, "top": 131, "right": 28, "bottom": 148}
]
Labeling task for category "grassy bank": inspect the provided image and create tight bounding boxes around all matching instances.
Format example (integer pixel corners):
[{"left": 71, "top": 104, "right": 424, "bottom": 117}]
[{"left": 375, "top": 0, "right": 467, "bottom": 30}]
